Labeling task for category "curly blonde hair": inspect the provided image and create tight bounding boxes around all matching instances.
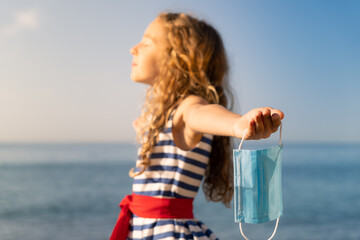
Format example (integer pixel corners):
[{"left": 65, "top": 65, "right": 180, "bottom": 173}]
[{"left": 129, "top": 12, "right": 234, "bottom": 207}]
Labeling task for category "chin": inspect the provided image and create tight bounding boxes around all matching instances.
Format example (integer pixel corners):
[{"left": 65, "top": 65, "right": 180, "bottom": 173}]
[
  {"left": 132, "top": 79, "right": 153, "bottom": 85},
  {"left": 130, "top": 75, "right": 142, "bottom": 83},
  {"left": 131, "top": 76, "right": 154, "bottom": 85}
]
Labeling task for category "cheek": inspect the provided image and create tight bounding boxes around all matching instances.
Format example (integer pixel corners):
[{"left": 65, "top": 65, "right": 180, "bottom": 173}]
[
  {"left": 131, "top": 53, "right": 160, "bottom": 84},
  {"left": 145, "top": 55, "right": 159, "bottom": 75}
]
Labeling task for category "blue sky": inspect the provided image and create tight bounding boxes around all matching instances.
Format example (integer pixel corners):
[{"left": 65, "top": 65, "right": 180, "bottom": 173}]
[{"left": 0, "top": 0, "right": 359, "bottom": 143}]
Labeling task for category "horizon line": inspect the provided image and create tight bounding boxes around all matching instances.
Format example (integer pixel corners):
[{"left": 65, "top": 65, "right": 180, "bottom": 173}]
[{"left": 0, "top": 140, "right": 359, "bottom": 146}]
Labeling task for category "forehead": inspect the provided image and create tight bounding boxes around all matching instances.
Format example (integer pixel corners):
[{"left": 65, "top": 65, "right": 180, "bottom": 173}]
[{"left": 144, "top": 18, "right": 167, "bottom": 42}]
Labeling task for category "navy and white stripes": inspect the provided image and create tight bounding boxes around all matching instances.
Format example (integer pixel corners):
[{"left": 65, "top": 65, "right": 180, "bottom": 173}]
[
  {"left": 132, "top": 120, "right": 213, "bottom": 199},
  {"left": 128, "top": 110, "right": 218, "bottom": 239}
]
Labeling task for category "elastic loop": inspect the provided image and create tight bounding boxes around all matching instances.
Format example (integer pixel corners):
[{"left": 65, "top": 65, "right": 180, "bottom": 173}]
[
  {"left": 239, "top": 218, "right": 280, "bottom": 240},
  {"left": 279, "top": 123, "right": 282, "bottom": 145},
  {"left": 238, "top": 128, "right": 248, "bottom": 150},
  {"left": 238, "top": 123, "right": 282, "bottom": 150}
]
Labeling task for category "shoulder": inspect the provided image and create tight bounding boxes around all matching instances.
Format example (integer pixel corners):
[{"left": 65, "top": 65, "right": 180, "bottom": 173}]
[
  {"left": 175, "top": 95, "right": 208, "bottom": 121},
  {"left": 177, "top": 95, "right": 208, "bottom": 113}
]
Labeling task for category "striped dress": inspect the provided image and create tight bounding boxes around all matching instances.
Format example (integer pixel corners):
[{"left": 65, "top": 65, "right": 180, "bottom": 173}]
[{"left": 128, "top": 110, "right": 218, "bottom": 240}]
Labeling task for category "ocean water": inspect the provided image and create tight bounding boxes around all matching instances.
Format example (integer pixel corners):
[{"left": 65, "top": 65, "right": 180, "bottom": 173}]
[{"left": 0, "top": 142, "right": 360, "bottom": 240}]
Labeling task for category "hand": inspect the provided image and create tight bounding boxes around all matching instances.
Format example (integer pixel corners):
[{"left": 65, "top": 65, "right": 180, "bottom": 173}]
[
  {"left": 132, "top": 118, "right": 141, "bottom": 134},
  {"left": 234, "top": 107, "right": 284, "bottom": 140}
]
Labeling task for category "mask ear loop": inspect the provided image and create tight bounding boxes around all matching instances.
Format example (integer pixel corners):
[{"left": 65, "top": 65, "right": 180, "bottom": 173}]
[
  {"left": 238, "top": 123, "right": 282, "bottom": 150},
  {"left": 239, "top": 218, "right": 280, "bottom": 240},
  {"left": 279, "top": 123, "right": 282, "bottom": 145},
  {"left": 237, "top": 123, "right": 282, "bottom": 240}
]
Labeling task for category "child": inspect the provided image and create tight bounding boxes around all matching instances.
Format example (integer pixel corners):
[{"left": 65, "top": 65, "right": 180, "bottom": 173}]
[{"left": 110, "top": 12, "right": 284, "bottom": 240}]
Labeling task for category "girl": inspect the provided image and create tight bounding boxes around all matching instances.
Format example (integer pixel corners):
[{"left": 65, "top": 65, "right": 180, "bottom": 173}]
[{"left": 110, "top": 12, "right": 284, "bottom": 240}]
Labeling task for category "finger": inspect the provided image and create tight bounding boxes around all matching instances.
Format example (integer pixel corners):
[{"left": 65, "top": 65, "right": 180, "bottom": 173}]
[
  {"left": 267, "top": 107, "right": 285, "bottom": 120},
  {"left": 262, "top": 108, "right": 272, "bottom": 138},
  {"left": 254, "top": 111, "right": 264, "bottom": 137},
  {"left": 271, "top": 113, "right": 281, "bottom": 132},
  {"left": 246, "top": 120, "right": 256, "bottom": 140}
]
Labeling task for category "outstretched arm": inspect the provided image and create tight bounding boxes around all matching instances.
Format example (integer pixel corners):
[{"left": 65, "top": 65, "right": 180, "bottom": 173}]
[{"left": 179, "top": 95, "right": 284, "bottom": 140}]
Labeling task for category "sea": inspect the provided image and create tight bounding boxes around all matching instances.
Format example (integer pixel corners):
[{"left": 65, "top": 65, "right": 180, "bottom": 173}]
[{"left": 0, "top": 142, "right": 359, "bottom": 240}]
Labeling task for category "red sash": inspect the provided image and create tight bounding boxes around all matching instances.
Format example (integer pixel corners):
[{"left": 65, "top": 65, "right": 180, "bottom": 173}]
[{"left": 109, "top": 193, "right": 194, "bottom": 240}]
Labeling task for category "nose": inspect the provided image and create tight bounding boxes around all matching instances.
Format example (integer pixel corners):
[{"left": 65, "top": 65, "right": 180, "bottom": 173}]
[{"left": 130, "top": 44, "right": 138, "bottom": 55}]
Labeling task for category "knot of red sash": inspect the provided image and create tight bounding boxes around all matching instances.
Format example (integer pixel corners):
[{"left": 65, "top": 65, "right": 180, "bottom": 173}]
[{"left": 110, "top": 193, "right": 194, "bottom": 240}]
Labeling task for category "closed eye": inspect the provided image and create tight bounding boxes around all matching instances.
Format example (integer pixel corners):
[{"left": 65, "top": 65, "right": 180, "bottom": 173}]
[
  {"left": 141, "top": 40, "right": 151, "bottom": 46},
  {"left": 141, "top": 35, "right": 154, "bottom": 45}
]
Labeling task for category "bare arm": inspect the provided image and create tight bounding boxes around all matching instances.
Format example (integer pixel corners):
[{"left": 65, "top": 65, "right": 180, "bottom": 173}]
[
  {"left": 179, "top": 95, "right": 284, "bottom": 141},
  {"left": 185, "top": 102, "right": 243, "bottom": 137}
]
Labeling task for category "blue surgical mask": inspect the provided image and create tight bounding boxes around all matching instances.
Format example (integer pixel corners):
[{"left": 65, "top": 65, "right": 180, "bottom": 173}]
[{"left": 233, "top": 124, "right": 283, "bottom": 240}]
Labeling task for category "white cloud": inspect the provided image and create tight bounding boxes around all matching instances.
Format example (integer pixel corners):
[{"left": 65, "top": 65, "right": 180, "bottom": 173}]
[{"left": 0, "top": 8, "right": 40, "bottom": 40}]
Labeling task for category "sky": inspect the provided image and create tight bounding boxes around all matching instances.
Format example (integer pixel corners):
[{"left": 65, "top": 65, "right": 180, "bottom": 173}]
[{"left": 0, "top": 0, "right": 359, "bottom": 144}]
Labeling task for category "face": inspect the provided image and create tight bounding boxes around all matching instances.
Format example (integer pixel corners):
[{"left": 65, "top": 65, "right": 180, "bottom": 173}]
[{"left": 130, "top": 18, "right": 167, "bottom": 85}]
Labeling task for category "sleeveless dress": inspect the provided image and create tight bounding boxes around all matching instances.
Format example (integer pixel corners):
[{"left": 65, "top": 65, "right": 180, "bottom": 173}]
[{"left": 128, "top": 110, "right": 219, "bottom": 240}]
